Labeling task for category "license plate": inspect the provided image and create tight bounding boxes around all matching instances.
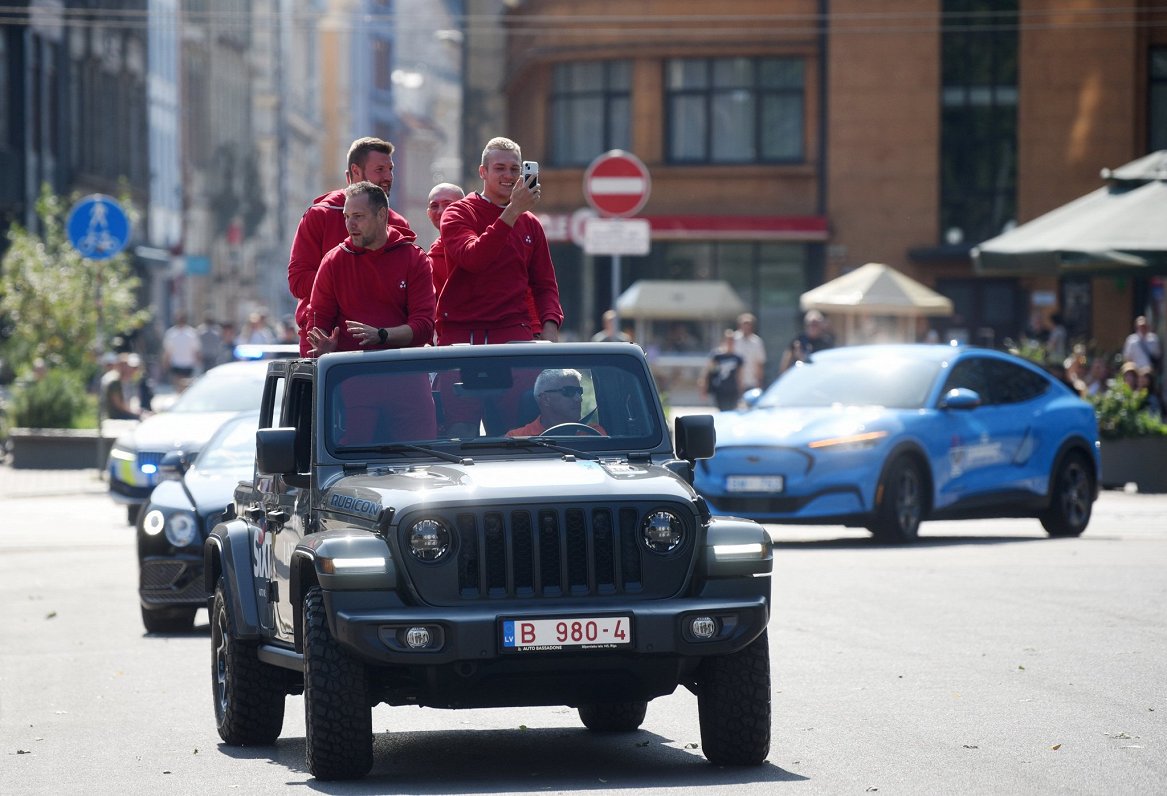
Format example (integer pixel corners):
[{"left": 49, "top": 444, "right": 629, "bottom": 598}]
[
  {"left": 502, "top": 616, "right": 631, "bottom": 652},
  {"left": 726, "top": 474, "right": 785, "bottom": 493}
]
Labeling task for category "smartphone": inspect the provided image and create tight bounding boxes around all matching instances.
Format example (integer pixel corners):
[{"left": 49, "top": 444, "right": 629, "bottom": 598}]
[{"left": 522, "top": 160, "right": 539, "bottom": 189}]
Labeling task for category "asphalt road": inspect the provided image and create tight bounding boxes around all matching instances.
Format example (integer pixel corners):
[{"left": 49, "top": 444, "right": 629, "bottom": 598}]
[{"left": 1, "top": 487, "right": 1164, "bottom": 795}]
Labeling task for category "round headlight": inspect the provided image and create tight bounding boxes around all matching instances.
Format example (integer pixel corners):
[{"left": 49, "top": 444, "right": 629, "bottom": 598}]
[
  {"left": 142, "top": 509, "right": 165, "bottom": 536},
  {"left": 642, "top": 510, "right": 685, "bottom": 553},
  {"left": 408, "top": 518, "right": 451, "bottom": 562},
  {"left": 164, "top": 513, "right": 198, "bottom": 548}
]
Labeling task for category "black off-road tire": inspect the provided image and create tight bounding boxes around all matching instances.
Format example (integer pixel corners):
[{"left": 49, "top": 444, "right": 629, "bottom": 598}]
[
  {"left": 211, "top": 578, "right": 286, "bottom": 745},
  {"left": 141, "top": 604, "right": 197, "bottom": 634},
  {"left": 868, "top": 456, "right": 925, "bottom": 544},
  {"left": 578, "top": 701, "right": 648, "bottom": 732},
  {"left": 303, "top": 587, "right": 373, "bottom": 781},
  {"left": 696, "top": 630, "right": 771, "bottom": 766},
  {"left": 1040, "top": 451, "right": 1094, "bottom": 537}
]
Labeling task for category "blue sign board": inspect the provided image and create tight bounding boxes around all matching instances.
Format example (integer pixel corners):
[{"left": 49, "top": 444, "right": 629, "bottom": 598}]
[{"left": 67, "top": 195, "right": 131, "bottom": 260}]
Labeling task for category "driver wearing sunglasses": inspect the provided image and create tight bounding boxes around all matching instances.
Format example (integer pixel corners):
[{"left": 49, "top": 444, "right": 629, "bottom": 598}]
[{"left": 505, "top": 368, "right": 607, "bottom": 437}]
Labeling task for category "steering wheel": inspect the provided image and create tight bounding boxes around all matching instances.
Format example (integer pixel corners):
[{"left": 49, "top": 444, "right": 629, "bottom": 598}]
[{"left": 539, "top": 423, "right": 602, "bottom": 436}]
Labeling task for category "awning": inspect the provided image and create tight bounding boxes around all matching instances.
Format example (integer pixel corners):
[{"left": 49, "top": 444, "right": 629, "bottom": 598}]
[
  {"left": 972, "top": 151, "right": 1167, "bottom": 276},
  {"left": 616, "top": 279, "right": 746, "bottom": 320}
]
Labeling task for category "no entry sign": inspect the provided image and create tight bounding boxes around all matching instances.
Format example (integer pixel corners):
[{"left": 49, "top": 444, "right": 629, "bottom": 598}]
[{"left": 583, "top": 150, "right": 651, "bottom": 218}]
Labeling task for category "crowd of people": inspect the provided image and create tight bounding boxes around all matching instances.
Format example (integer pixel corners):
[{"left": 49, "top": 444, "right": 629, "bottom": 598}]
[{"left": 1053, "top": 315, "right": 1165, "bottom": 420}]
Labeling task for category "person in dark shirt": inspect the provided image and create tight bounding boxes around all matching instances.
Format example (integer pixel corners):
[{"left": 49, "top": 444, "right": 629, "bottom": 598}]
[
  {"left": 780, "top": 309, "right": 834, "bottom": 372},
  {"left": 701, "top": 330, "right": 745, "bottom": 411}
]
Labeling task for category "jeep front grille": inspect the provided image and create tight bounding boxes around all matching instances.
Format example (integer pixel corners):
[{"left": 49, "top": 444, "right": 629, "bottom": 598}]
[{"left": 399, "top": 503, "right": 694, "bottom": 606}]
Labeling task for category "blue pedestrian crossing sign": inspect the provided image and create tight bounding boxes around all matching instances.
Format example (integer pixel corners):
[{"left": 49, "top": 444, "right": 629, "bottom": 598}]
[{"left": 67, "top": 194, "right": 131, "bottom": 260}]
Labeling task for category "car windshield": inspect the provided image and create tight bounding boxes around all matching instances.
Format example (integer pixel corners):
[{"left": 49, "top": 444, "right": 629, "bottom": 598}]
[
  {"left": 192, "top": 413, "right": 260, "bottom": 477},
  {"left": 758, "top": 353, "right": 942, "bottom": 409},
  {"left": 169, "top": 366, "right": 267, "bottom": 413},
  {"left": 323, "top": 351, "right": 664, "bottom": 456}
]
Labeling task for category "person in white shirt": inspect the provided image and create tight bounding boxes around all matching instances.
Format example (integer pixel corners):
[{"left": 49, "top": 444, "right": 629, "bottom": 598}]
[
  {"left": 1121, "top": 315, "right": 1162, "bottom": 372},
  {"left": 162, "top": 312, "right": 201, "bottom": 390},
  {"left": 733, "top": 312, "right": 767, "bottom": 391}
]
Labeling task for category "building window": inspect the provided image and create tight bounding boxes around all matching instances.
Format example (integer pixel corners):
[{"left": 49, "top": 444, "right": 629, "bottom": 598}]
[
  {"left": 549, "top": 61, "right": 630, "bottom": 166},
  {"left": 940, "top": 0, "right": 1018, "bottom": 245},
  {"left": 1151, "top": 47, "right": 1167, "bottom": 152},
  {"left": 665, "top": 57, "right": 804, "bottom": 164}
]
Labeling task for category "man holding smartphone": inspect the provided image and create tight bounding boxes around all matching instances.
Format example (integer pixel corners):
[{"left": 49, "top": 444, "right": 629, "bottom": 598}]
[{"left": 436, "top": 136, "right": 563, "bottom": 345}]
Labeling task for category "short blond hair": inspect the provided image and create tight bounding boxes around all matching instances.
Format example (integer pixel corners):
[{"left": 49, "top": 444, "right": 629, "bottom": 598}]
[{"left": 481, "top": 136, "right": 521, "bottom": 166}]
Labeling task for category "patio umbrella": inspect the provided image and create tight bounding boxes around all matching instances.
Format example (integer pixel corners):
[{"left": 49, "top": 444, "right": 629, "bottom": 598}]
[
  {"left": 799, "top": 262, "right": 953, "bottom": 343},
  {"left": 972, "top": 151, "right": 1167, "bottom": 276}
]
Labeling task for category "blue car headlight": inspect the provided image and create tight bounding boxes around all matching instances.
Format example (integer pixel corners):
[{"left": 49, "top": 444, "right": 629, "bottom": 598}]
[
  {"left": 143, "top": 509, "right": 199, "bottom": 548},
  {"left": 807, "top": 430, "right": 888, "bottom": 451}
]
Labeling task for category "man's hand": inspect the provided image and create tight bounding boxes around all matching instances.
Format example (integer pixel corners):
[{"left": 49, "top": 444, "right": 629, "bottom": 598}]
[
  {"left": 307, "top": 326, "right": 339, "bottom": 356},
  {"left": 346, "top": 320, "right": 382, "bottom": 347},
  {"left": 540, "top": 320, "right": 560, "bottom": 342},
  {"left": 500, "top": 177, "right": 540, "bottom": 226}
]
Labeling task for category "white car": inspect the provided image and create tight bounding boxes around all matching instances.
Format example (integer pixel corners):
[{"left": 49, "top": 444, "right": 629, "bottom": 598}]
[{"left": 107, "top": 360, "right": 271, "bottom": 524}]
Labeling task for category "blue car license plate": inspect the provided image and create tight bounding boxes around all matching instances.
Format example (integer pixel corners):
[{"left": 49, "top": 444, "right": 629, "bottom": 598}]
[{"left": 726, "top": 475, "right": 785, "bottom": 493}]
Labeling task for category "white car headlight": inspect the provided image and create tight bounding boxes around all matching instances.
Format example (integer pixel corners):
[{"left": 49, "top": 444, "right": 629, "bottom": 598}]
[
  {"left": 142, "top": 509, "right": 165, "bottom": 536},
  {"left": 164, "top": 512, "right": 198, "bottom": 547}
]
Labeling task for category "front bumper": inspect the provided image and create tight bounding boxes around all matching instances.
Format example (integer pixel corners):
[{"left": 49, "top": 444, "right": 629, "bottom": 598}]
[{"left": 325, "top": 591, "right": 771, "bottom": 667}]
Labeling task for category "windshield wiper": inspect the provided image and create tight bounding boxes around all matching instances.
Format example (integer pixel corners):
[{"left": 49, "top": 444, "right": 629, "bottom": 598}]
[
  {"left": 459, "top": 437, "right": 596, "bottom": 460},
  {"left": 339, "top": 443, "right": 469, "bottom": 464}
]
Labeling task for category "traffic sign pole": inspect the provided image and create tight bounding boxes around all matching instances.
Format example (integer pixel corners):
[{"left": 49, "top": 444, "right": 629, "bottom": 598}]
[
  {"left": 582, "top": 151, "right": 652, "bottom": 333},
  {"left": 66, "top": 195, "right": 131, "bottom": 471}
]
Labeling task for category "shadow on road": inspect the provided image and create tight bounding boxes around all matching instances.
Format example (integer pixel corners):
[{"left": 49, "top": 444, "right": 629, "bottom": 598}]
[{"left": 216, "top": 725, "right": 805, "bottom": 791}]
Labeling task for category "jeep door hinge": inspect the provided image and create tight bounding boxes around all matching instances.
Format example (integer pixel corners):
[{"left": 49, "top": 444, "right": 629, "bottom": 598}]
[{"left": 268, "top": 582, "right": 279, "bottom": 603}]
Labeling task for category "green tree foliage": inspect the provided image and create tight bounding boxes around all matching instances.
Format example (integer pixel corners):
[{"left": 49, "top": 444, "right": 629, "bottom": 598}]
[
  {"left": 1, "top": 186, "right": 148, "bottom": 380},
  {"left": 9, "top": 370, "right": 88, "bottom": 428}
]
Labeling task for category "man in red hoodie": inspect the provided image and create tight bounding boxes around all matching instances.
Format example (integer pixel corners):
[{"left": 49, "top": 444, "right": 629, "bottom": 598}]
[
  {"left": 436, "top": 136, "right": 563, "bottom": 345},
  {"left": 425, "top": 181, "right": 465, "bottom": 301},
  {"left": 307, "top": 181, "right": 436, "bottom": 442},
  {"left": 288, "top": 137, "right": 414, "bottom": 355}
]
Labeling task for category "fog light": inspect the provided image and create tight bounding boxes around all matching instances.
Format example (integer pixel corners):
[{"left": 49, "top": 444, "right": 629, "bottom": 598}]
[
  {"left": 405, "top": 626, "right": 432, "bottom": 649},
  {"left": 690, "top": 616, "right": 717, "bottom": 639}
]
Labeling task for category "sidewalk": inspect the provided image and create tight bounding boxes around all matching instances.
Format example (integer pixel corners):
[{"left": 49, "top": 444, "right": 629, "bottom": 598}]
[{"left": 0, "top": 463, "right": 108, "bottom": 498}]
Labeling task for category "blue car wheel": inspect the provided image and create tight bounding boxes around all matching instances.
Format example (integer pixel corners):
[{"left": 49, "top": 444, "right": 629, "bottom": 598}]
[
  {"left": 869, "top": 456, "right": 925, "bottom": 544},
  {"left": 1040, "top": 451, "right": 1094, "bottom": 537}
]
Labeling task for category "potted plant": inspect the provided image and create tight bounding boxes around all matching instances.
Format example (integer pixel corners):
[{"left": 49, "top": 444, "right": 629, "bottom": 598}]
[{"left": 1089, "top": 382, "right": 1167, "bottom": 493}]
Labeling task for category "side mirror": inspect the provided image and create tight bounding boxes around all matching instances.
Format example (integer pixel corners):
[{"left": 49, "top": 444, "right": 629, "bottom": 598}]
[
  {"left": 675, "top": 414, "right": 715, "bottom": 461},
  {"left": 158, "top": 449, "right": 192, "bottom": 480},
  {"left": 940, "top": 387, "right": 981, "bottom": 410},
  {"left": 256, "top": 427, "right": 298, "bottom": 475}
]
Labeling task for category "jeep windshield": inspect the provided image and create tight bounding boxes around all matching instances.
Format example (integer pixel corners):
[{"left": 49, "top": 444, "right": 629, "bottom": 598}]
[{"left": 323, "top": 349, "right": 665, "bottom": 458}]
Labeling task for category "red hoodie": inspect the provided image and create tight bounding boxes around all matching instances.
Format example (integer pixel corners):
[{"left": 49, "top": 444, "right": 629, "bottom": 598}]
[
  {"left": 289, "top": 188, "right": 414, "bottom": 352},
  {"left": 437, "top": 192, "right": 563, "bottom": 339},
  {"left": 308, "top": 227, "right": 435, "bottom": 353}
]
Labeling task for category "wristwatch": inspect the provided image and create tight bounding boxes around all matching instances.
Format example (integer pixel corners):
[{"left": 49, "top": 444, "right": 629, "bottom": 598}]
[{"left": 377, "top": 327, "right": 388, "bottom": 345}]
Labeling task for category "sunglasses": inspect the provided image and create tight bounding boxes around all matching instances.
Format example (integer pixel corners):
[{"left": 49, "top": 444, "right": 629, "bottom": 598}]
[{"left": 542, "top": 385, "right": 584, "bottom": 398}]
